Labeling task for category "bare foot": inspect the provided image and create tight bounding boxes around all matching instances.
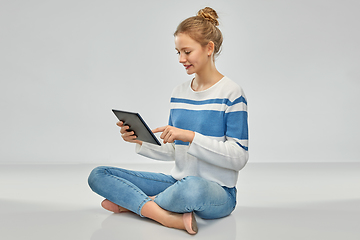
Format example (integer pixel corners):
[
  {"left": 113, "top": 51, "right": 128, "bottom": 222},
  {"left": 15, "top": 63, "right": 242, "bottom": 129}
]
[
  {"left": 162, "top": 211, "right": 198, "bottom": 235},
  {"left": 141, "top": 201, "right": 198, "bottom": 235},
  {"left": 101, "top": 199, "right": 130, "bottom": 213},
  {"left": 183, "top": 212, "right": 198, "bottom": 235}
]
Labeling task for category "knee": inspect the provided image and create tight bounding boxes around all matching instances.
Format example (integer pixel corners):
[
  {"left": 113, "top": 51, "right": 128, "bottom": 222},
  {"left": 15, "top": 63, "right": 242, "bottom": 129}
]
[
  {"left": 177, "top": 176, "right": 209, "bottom": 202},
  {"left": 88, "top": 166, "right": 108, "bottom": 191}
]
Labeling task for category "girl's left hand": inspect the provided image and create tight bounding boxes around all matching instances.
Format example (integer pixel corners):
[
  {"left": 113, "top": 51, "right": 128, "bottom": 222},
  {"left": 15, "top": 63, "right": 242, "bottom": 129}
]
[{"left": 152, "top": 126, "right": 195, "bottom": 144}]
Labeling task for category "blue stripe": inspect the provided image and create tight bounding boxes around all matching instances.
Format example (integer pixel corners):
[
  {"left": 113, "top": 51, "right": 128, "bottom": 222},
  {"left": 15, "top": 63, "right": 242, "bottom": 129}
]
[
  {"left": 169, "top": 109, "right": 248, "bottom": 141},
  {"left": 231, "top": 96, "right": 247, "bottom": 105},
  {"left": 170, "top": 109, "right": 225, "bottom": 137},
  {"left": 169, "top": 108, "right": 249, "bottom": 150},
  {"left": 225, "top": 111, "right": 248, "bottom": 140},
  {"left": 236, "top": 142, "right": 248, "bottom": 151},
  {"left": 171, "top": 96, "right": 247, "bottom": 106},
  {"left": 175, "top": 140, "right": 190, "bottom": 146}
]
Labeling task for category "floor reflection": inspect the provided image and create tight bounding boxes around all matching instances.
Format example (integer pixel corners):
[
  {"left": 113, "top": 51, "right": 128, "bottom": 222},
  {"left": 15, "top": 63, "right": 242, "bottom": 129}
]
[{"left": 90, "top": 211, "right": 237, "bottom": 240}]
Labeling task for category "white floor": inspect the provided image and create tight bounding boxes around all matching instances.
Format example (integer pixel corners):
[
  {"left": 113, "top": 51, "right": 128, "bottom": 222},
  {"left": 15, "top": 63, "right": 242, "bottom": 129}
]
[{"left": 1, "top": 162, "right": 359, "bottom": 240}]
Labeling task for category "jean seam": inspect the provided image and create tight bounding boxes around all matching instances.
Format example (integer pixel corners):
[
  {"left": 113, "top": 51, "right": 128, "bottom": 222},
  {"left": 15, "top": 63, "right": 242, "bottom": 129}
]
[
  {"left": 205, "top": 184, "right": 236, "bottom": 207},
  {"left": 102, "top": 169, "right": 151, "bottom": 216},
  {"left": 202, "top": 188, "right": 236, "bottom": 208},
  {"left": 137, "top": 198, "right": 151, "bottom": 217},
  {"left": 109, "top": 167, "right": 175, "bottom": 184},
  {"left": 195, "top": 194, "right": 230, "bottom": 209}
]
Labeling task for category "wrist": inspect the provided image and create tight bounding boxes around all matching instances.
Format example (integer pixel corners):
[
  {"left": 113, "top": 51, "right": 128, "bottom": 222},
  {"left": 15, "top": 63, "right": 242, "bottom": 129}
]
[{"left": 188, "top": 130, "right": 195, "bottom": 143}]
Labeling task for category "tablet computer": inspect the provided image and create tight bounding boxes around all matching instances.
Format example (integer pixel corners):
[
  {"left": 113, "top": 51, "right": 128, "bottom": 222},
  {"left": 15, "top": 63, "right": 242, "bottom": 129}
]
[{"left": 112, "top": 109, "right": 161, "bottom": 146}]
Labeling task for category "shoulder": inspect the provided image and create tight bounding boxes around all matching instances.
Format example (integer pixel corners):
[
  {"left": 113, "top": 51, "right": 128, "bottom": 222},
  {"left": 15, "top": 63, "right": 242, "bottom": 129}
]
[
  {"left": 171, "top": 79, "right": 191, "bottom": 95},
  {"left": 219, "top": 77, "right": 247, "bottom": 103}
]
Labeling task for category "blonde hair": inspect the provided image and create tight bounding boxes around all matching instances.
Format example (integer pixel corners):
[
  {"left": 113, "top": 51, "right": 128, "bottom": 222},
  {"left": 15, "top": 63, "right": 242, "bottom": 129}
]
[{"left": 174, "top": 7, "right": 223, "bottom": 58}]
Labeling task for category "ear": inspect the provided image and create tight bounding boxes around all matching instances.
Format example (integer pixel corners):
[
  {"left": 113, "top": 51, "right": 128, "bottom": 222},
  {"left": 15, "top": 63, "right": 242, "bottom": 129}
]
[{"left": 207, "top": 41, "right": 215, "bottom": 56}]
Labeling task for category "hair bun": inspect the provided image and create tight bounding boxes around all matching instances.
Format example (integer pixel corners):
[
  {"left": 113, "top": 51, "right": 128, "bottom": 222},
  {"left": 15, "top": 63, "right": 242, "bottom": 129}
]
[{"left": 197, "top": 7, "right": 219, "bottom": 26}]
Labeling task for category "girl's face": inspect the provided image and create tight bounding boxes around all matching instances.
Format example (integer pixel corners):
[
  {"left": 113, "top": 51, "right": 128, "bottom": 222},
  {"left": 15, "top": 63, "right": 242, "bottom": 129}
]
[{"left": 174, "top": 33, "right": 212, "bottom": 75}]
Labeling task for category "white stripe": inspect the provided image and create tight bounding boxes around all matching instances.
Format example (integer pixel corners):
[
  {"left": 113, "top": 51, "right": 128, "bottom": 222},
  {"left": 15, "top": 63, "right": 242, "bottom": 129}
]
[
  {"left": 226, "top": 102, "right": 247, "bottom": 113},
  {"left": 208, "top": 136, "right": 226, "bottom": 142},
  {"left": 198, "top": 135, "right": 248, "bottom": 146},
  {"left": 171, "top": 103, "right": 226, "bottom": 111},
  {"left": 171, "top": 102, "right": 247, "bottom": 112}
]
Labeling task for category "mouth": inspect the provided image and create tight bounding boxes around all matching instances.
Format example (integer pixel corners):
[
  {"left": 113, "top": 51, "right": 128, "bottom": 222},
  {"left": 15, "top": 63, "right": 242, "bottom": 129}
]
[{"left": 184, "top": 65, "right": 192, "bottom": 70}]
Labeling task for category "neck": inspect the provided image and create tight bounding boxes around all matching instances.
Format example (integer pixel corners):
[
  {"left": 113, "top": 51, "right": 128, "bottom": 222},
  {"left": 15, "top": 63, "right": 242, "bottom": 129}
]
[{"left": 192, "top": 62, "right": 223, "bottom": 91}]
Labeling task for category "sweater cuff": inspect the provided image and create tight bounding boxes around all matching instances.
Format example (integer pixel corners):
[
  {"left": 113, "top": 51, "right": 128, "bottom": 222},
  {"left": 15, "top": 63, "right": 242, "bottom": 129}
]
[
  {"left": 135, "top": 142, "right": 149, "bottom": 154},
  {"left": 188, "top": 132, "right": 203, "bottom": 155}
]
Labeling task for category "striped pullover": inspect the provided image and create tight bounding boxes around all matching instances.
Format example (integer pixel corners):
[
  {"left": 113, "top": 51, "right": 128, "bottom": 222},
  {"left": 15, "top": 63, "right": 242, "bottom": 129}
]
[{"left": 136, "top": 76, "right": 249, "bottom": 187}]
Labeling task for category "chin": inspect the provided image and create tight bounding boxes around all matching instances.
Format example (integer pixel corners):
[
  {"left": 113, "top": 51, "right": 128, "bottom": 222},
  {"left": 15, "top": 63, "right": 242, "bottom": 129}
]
[{"left": 186, "top": 70, "right": 195, "bottom": 75}]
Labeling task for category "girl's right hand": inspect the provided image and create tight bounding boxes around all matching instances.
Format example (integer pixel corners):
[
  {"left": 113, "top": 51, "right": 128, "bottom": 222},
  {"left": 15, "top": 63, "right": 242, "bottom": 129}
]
[{"left": 116, "top": 121, "right": 143, "bottom": 145}]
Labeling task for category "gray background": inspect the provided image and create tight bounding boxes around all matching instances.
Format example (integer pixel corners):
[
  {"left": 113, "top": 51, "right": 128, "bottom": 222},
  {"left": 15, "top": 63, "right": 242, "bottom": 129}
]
[{"left": 1, "top": 0, "right": 359, "bottom": 164}]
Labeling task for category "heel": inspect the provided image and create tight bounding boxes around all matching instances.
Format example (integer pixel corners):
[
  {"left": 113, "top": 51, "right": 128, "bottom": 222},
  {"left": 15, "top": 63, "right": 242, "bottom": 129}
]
[
  {"left": 101, "top": 199, "right": 121, "bottom": 213},
  {"left": 183, "top": 212, "right": 198, "bottom": 235}
]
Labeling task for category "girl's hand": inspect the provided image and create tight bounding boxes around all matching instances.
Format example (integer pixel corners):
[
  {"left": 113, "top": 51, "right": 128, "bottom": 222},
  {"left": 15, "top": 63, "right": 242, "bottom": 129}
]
[
  {"left": 152, "top": 125, "right": 195, "bottom": 144},
  {"left": 116, "top": 121, "right": 143, "bottom": 145}
]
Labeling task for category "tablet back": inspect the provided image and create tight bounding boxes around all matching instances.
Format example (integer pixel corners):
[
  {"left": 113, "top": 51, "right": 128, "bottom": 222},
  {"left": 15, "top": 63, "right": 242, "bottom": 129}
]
[{"left": 112, "top": 109, "right": 161, "bottom": 146}]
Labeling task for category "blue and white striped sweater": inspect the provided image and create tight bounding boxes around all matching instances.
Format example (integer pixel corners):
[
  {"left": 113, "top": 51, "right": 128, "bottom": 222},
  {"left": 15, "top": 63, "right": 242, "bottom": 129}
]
[
  {"left": 136, "top": 76, "right": 249, "bottom": 187},
  {"left": 169, "top": 77, "right": 248, "bottom": 150},
  {"left": 169, "top": 97, "right": 248, "bottom": 150}
]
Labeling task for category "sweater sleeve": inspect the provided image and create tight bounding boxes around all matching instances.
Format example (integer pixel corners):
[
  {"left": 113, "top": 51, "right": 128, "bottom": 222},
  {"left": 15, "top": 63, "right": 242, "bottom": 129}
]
[
  {"left": 187, "top": 132, "right": 248, "bottom": 171},
  {"left": 187, "top": 90, "right": 249, "bottom": 171},
  {"left": 135, "top": 142, "right": 175, "bottom": 161}
]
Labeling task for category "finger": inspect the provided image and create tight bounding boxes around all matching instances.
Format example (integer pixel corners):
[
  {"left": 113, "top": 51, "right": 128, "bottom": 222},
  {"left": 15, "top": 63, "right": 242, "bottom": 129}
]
[
  {"left": 122, "top": 130, "right": 134, "bottom": 138},
  {"left": 120, "top": 125, "right": 130, "bottom": 134},
  {"left": 167, "top": 134, "right": 175, "bottom": 143},
  {"left": 122, "top": 132, "right": 138, "bottom": 143},
  {"left": 152, "top": 126, "right": 167, "bottom": 133},
  {"left": 124, "top": 135, "right": 137, "bottom": 142},
  {"left": 160, "top": 127, "right": 171, "bottom": 140},
  {"left": 116, "top": 121, "right": 123, "bottom": 127},
  {"left": 167, "top": 132, "right": 176, "bottom": 143},
  {"left": 127, "top": 139, "right": 143, "bottom": 145},
  {"left": 162, "top": 134, "right": 168, "bottom": 144},
  {"left": 162, "top": 129, "right": 172, "bottom": 144}
]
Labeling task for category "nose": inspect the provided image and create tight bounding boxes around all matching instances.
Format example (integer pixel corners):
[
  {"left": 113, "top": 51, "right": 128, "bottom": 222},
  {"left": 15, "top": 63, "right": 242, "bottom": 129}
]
[{"left": 178, "top": 53, "right": 186, "bottom": 63}]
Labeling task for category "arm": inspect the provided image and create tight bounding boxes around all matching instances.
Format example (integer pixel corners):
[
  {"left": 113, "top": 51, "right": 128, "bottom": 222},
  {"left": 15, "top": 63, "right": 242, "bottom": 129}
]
[
  {"left": 136, "top": 125, "right": 194, "bottom": 161},
  {"left": 153, "top": 125, "right": 195, "bottom": 144},
  {"left": 188, "top": 103, "right": 249, "bottom": 171},
  {"left": 151, "top": 124, "right": 248, "bottom": 171},
  {"left": 151, "top": 125, "right": 248, "bottom": 171},
  {"left": 188, "top": 133, "right": 248, "bottom": 171},
  {"left": 156, "top": 92, "right": 249, "bottom": 171},
  {"left": 117, "top": 120, "right": 175, "bottom": 161},
  {"left": 135, "top": 141, "right": 175, "bottom": 161}
]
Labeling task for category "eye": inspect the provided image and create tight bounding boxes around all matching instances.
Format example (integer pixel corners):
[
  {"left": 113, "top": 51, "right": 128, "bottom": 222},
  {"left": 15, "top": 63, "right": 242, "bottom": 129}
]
[
  {"left": 184, "top": 51, "right": 191, "bottom": 55},
  {"left": 176, "top": 51, "right": 180, "bottom": 55}
]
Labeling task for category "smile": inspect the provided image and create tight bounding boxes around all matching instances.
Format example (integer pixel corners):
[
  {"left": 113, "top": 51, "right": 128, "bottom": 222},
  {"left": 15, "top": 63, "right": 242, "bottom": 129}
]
[{"left": 184, "top": 65, "right": 192, "bottom": 70}]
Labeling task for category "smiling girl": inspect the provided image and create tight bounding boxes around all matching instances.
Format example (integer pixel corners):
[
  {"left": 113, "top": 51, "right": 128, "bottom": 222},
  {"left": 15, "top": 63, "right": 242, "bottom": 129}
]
[{"left": 88, "top": 7, "right": 249, "bottom": 235}]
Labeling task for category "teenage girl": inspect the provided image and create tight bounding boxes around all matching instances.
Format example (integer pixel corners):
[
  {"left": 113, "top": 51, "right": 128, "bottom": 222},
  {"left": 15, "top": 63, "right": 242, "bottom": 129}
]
[{"left": 88, "top": 7, "right": 249, "bottom": 235}]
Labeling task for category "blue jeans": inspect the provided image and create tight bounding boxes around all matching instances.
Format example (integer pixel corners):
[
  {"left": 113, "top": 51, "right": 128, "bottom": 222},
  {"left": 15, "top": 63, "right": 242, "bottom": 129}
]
[{"left": 88, "top": 166, "right": 237, "bottom": 219}]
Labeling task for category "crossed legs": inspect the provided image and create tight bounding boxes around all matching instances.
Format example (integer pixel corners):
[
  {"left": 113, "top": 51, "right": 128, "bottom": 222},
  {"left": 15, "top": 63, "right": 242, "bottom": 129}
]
[
  {"left": 88, "top": 166, "right": 235, "bottom": 235},
  {"left": 100, "top": 196, "right": 197, "bottom": 234}
]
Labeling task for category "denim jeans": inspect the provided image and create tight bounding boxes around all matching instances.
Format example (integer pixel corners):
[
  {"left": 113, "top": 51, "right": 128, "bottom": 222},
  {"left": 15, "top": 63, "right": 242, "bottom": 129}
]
[{"left": 88, "top": 166, "right": 237, "bottom": 219}]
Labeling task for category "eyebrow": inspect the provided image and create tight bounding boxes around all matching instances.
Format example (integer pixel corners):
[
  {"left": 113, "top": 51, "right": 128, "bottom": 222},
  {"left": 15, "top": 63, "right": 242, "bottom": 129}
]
[{"left": 175, "top": 47, "right": 191, "bottom": 51}]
